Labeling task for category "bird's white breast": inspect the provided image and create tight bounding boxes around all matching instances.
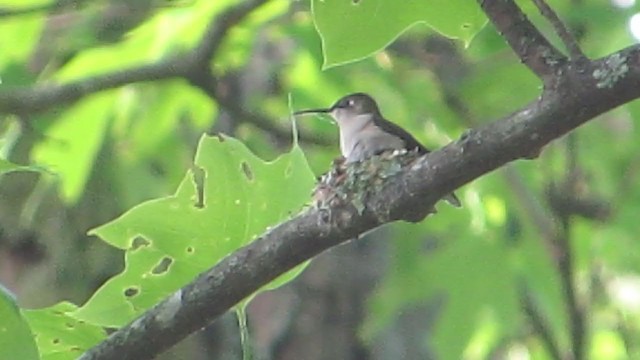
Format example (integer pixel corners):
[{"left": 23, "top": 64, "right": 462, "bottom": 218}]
[{"left": 339, "top": 116, "right": 405, "bottom": 163}]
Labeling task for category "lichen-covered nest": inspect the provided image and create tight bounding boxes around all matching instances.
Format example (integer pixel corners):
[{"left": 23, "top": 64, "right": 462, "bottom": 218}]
[{"left": 312, "top": 149, "right": 422, "bottom": 213}]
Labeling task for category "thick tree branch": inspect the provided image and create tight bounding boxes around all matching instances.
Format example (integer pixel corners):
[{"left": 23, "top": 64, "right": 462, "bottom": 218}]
[
  {"left": 479, "top": 0, "right": 567, "bottom": 82},
  {"left": 435, "top": 34, "right": 589, "bottom": 358},
  {"left": 79, "top": 44, "right": 640, "bottom": 360}
]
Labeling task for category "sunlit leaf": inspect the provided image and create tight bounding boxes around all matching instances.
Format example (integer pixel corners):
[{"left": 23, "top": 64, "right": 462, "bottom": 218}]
[
  {"left": 0, "top": 2, "right": 45, "bottom": 69},
  {"left": 72, "top": 134, "right": 315, "bottom": 327},
  {"left": 32, "top": 92, "right": 114, "bottom": 203},
  {"left": 589, "top": 330, "right": 627, "bottom": 359},
  {"left": 55, "top": 0, "right": 239, "bottom": 80},
  {"left": 312, "top": 0, "right": 486, "bottom": 68},
  {"left": 0, "top": 285, "right": 39, "bottom": 360},
  {"left": 24, "top": 302, "right": 105, "bottom": 360}
]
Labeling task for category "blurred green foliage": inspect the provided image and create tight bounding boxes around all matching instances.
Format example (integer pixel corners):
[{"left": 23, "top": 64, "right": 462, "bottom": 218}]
[{"left": 0, "top": 0, "right": 639, "bottom": 359}]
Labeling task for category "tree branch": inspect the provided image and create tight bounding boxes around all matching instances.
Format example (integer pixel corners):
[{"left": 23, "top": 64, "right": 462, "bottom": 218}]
[
  {"left": 0, "top": 0, "right": 331, "bottom": 146},
  {"left": 479, "top": 0, "right": 566, "bottom": 82},
  {"left": 79, "top": 44, "right": 640, "bottom": 360},
  {"left": 0, "top": 0, "right": 266, "bottom": 113},
  {"left": 0, "top": 2, "right": 54, "bottom": 18},
  {"left": 531, "top": 0, "right": 587, "bottom": 61},
  {"left": 191, "top": 0, "right": 268, "bottom": 65},
  {"left": 556, "top": 221, "right": 586, "bottom": 360},
  {"left": 521, "top": 285, "right": 565, "bottom": 360},
  {"left": 0, "top": 58, "right": 186, "bottom": 114}
]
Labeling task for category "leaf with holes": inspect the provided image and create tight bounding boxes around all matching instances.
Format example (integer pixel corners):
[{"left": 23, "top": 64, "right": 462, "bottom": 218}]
[
  {"left": 23, "top": 302, "right": 105, "bottom": 360},
  {"left": 312, "top": 0, "right": 486, "bottom": 68},
  {"left": 0, "top": 285, "right": 39, "bottom": 360},
  {"left": 71, "top": 134, "right": 315, "bottom": 327}
]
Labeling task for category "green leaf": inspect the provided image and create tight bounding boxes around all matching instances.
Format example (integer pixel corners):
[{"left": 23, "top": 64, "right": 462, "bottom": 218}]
[
  {"left": 32, "top": 92, "right": 114, "bottom": 203},
  {"left": 72, "top": 134, "right": 315, "bottom": 327},
  {"left": 24, "top": 302, "right": 106, "bottom": 360},
  {"left": 112, "top": 81, "right": 216, "bottom": 162},
  {"left": 590, "top": 330, "right": 627, "bottom": 359},
  {"left": 0, "top": 285, "right": 39, "bottom": 360},
  {"left": 312, "top": 0, "right": 486, "bottom": 68},
  {"left": 0, "top": 3, "right": 45, "bottom": 69}
]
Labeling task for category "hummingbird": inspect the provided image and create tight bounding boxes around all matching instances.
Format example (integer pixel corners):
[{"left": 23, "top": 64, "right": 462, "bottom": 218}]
[{"left": 294, "top": 92, "right": 461, "bottom": 207}]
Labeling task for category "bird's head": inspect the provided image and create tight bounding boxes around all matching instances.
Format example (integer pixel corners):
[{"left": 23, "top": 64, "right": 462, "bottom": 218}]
[{"left": 294, "top": 93, "right": 381, "bottom": 127}]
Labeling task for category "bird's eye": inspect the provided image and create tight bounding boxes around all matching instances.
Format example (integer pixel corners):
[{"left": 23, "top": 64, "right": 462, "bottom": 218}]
[{"left": 347, "top": 99, "right": 355, "bottom": 107}]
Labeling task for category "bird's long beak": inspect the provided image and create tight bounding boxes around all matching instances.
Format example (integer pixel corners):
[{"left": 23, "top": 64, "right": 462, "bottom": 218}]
[{"left": 293, "top": 108, "right": 332, "bottom": 116}]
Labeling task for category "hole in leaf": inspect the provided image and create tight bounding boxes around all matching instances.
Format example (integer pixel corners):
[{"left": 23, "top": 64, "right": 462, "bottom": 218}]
[
  {"left": 149, "top": 161, "right": 166, "bottom": 177},
  {"left": 65, "top": 322, "right": 75, "bottom": 329},
  {"left": 131, "top": 237, "right": 150, "bottom": 251},
  {"left": 241, "top": 161, "right": 254, "bottom": 181},
  {"left": 191, "top": 165, "right": 206, "bottom": 209},
  {"left": 124, "top": 287, "right": 139, "bottom": 298},
  {"left": 186, "top": 246, "right": 194, "bottom": 254},
  {"left": 52, "top": 338, "right": 60, "bottom": 345},
  {"left": 151, "top": 256, "right": 173, "bottom": 275},
  {"left": 461, "top": 23, "right": 471, "bottom": 29},
  {"left": 352, "top": 0, "right": 361, "bottom": 4}
]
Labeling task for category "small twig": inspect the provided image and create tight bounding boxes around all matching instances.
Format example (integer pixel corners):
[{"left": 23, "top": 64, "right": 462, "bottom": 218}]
[
  {"left": 478, "top": 0, "right": 566, "bottom": 82},
  {"left": 531, "top": 0, "right": 587, "bottom": 61},
  {"left": 502, "top": 167, "right": 557, "bottom": 241},
  {"left": 555, "top": 223, "right": 586, "bottom": 360},
  {"left": 0, "top": 3, "right": 55, "bottom": 18},
  {"left": 216, "top": 95, "right": 333, "bottom": 146},
  {"left": 545, "top": 141, "right": 586, "bottom": 360},
  {"left": 554, "top": 136, "right": 587, "bottom": 360},
  {"left": 521, "top": 285, "right": 565, "bottom": 360},
  {"left": 185, "top": 71, "right": 333, "bottom": 146},
  {"left": 193, "top": 0, "right": 269, "bottom": 65}
]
